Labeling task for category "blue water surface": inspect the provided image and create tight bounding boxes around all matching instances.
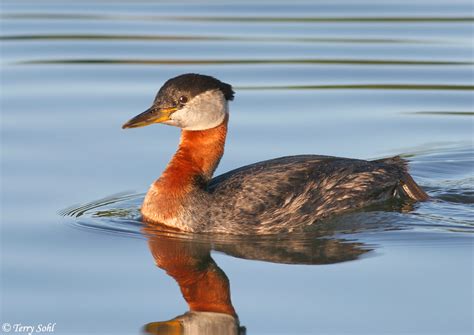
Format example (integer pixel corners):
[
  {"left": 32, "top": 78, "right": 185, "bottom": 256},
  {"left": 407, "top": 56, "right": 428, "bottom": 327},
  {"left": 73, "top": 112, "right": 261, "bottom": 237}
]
[{"left": 1, "top": 1, "right": 473, "bottom": 334}]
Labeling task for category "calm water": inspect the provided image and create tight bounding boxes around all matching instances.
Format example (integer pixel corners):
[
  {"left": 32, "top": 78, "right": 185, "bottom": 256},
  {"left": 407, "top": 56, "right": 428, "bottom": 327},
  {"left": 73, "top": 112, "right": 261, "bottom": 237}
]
[{"left": 1, "top": 1, "right": 473, "bottom": 334}]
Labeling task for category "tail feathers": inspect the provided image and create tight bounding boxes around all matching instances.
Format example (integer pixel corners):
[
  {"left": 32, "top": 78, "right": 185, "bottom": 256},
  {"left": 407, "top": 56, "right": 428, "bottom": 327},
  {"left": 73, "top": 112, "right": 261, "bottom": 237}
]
[
  {"left": 374, "top": 155, "right": 407, "bottom": 168},
  {"left": 400, "top": 173, "right": 429, "bottom": 201},
  {"left": 375, "top": 155, "right": 429, "bottom": 201}
]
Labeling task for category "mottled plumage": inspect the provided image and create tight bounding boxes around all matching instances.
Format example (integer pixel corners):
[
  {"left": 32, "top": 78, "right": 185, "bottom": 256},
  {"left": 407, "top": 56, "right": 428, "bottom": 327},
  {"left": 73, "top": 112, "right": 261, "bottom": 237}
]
[
  {"left": 179, "top": 155, "right": 426, "bottom": 234},
  {"left": 122, "top": 73, "right": 428, "bottom": 235}
]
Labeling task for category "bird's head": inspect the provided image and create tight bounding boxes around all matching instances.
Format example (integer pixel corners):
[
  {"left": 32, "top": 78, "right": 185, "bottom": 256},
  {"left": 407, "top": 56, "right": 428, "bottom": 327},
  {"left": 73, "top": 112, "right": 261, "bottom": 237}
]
[{"left": 122, "top": 73, "right": 234, "bottom": 131}]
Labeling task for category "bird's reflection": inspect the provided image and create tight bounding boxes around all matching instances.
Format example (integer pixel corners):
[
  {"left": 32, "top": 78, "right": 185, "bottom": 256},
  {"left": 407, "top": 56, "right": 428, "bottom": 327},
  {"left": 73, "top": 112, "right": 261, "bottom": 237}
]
[
  {"left": 142, "top": 228, "right": 243, "bottom": 335},
  {"left": 141, "top": 218, "right": 374, "bottom": 335}
]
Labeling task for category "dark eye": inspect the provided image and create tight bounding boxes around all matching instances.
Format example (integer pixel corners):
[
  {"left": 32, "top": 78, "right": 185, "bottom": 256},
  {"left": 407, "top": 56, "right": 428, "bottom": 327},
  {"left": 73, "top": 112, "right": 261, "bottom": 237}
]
[{"left": 178, "top": 96, "right": 188, "bottom": 104}]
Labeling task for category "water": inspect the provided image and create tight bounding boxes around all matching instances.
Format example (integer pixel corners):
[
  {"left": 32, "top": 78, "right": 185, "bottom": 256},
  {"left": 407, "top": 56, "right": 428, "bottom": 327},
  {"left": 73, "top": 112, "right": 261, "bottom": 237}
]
[{"left": 1, "top": 1, "right": 473, "bottom": 334}]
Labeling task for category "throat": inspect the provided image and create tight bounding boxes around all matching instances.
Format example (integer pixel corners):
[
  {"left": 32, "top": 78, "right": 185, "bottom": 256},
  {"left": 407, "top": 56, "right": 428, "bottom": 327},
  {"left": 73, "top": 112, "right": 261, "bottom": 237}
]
[
  {"left": 141, "top": 119, "right": 228, "bottom": 226},
  {"left": 165, "top": 118, "right": 228, "bottom": 186}
]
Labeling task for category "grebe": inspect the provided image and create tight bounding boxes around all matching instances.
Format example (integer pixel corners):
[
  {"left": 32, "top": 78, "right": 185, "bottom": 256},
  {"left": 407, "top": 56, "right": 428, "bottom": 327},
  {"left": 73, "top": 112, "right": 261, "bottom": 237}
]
[{"left": 123, "top": 73, "right": 428, "bottom": 234}]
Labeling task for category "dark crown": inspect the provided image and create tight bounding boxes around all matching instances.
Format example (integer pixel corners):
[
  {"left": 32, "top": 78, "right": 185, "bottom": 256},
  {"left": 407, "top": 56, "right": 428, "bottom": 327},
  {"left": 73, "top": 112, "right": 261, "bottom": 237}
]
[{"left": 156, "top": 73, "right": 235, "bottom": 103}]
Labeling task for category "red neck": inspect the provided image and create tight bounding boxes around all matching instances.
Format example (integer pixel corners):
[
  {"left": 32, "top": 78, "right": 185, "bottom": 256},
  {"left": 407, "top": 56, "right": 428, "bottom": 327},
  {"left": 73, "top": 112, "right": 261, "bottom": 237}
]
[
  {"left": 162, "top": 117, "right": 228, "bottom": 186},
  {"left": 141, "top": 118, "right": 228, "bottom": 224}
]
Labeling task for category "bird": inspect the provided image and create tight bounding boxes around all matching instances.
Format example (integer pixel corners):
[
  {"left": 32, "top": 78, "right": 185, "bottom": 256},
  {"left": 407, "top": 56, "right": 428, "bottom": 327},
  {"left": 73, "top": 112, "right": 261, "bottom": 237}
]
[{"left": 122, "top": 73, "right": 428, "bottom": 234}]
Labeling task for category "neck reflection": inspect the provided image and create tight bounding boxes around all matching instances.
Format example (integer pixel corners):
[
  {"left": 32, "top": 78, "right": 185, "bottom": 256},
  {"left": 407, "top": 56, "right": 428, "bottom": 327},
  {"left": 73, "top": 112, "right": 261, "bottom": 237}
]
[
  {"left": 141, "top": 223, "right": 373, "bottom": 335},
  {"left": 142, "top": 228, "right": 242, "bottom": 335}
]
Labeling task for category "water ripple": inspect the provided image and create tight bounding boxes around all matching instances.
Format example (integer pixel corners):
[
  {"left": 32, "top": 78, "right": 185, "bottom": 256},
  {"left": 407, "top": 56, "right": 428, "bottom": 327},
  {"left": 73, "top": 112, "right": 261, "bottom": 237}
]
[
  {"left": 407, "top": 111, "right": 474, "bottom": 116},
  {"left": 0, "top": 34, "right": 437, "bottom": 45},
  {"left": 3, "top": 13, "right": 473, "bottom": 23},
  {"left": 18, "top": 58, "right": 473, "bottom": 66},
  {"left": 238, "top": 84, "right": 474, "bottom": 91}
]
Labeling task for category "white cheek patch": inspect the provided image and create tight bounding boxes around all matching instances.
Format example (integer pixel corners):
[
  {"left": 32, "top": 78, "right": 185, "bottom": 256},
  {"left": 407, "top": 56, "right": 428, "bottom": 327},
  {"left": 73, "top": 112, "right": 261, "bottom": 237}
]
[{"left": 170, "top": 90, "right": 228, "bottom": 130}]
